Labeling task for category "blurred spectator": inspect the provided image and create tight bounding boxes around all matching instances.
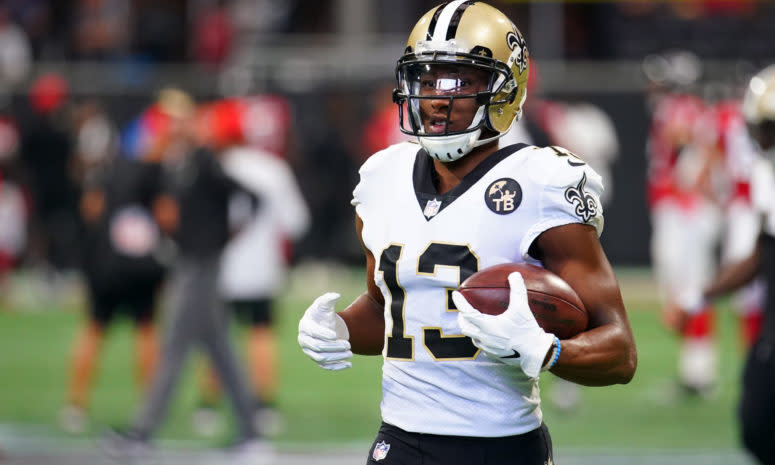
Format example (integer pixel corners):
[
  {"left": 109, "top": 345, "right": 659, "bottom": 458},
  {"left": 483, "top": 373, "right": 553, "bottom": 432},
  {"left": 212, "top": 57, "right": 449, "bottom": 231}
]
[
  {"left": 668, "top": 0, "right": 755, "bottom": 19},
  {"left": 0, "top": 5, "right": 32, "bottom": 92},
  {"left": 360, "top": 82, "right": 411, "bottom": 158},
  {"left": 71, "top": 0, "right": 130, "bottom": 60},
  {"left": 132, "top": 0, "right": 186, "bottom": 61},
  {"left": 61, "top": 102, "right": 167, "bottom": 434},
  {"left": 5, "top": 0, "right": 59, "bottom": 58},
  {"left": 0, "top": 102, "right": 22, "bottom": 180},
  {"left": 18, "top": 73, "right": 81, "bottom": 272},
  {"left": 71, "top": 100, "right": 117, "bottom": 186},
  {"left": 0, "top": 108, "right": 26, "bottom": 303},
  {"left": 610, "top": 2, "right": 772, "bottom": 60},
  {"left": 207, "top": 95, "right": 293, "bottom": 158},
  {"left": 106, "top": 89, "right": 270, "bottom": 462},
  {"left": 284, "top": 0, "right": 335, "bottom": 34},
  {"left": 229, "top": 0, "right": 292, "bottom": 35},
  {"left": 241, "top": 95, "right": 293, "bottom": 158},
  {"left": 0, "top": 173, "right": 27, "bottom": 299},
  {"left": 191, "top": 0, "right": 233, "bottom": 66}
]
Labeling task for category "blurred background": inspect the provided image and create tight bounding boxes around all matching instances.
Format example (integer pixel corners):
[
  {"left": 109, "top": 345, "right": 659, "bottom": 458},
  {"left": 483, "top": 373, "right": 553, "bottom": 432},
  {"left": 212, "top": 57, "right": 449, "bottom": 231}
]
[{"left": 0, "top": 0, "right": 772, "bottom": 464}]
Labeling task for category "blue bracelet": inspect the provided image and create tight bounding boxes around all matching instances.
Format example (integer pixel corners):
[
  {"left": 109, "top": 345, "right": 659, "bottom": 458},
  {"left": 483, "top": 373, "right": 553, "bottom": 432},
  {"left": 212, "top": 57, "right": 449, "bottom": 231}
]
[{"left": 548, "top": 337, "right": 561, "bottom": 369}]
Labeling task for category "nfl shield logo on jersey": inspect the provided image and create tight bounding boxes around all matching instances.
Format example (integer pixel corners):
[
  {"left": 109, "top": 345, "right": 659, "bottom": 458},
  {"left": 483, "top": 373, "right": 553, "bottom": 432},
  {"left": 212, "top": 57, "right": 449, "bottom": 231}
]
[
  {"left": 372, "top": 441, "right": 391, "bottom": 461},
  {"left": 423, "top": 198, "right": 442, "bottom": 218}
]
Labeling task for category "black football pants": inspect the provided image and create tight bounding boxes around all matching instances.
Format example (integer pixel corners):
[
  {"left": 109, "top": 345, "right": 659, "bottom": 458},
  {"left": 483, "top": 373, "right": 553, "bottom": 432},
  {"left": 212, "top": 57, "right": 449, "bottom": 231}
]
[
  {"left": 739, "top": 338, "right": 775, "bottom": 465},
  {"left": 366, "top": 422, "right": 553, "bottom": 465}
]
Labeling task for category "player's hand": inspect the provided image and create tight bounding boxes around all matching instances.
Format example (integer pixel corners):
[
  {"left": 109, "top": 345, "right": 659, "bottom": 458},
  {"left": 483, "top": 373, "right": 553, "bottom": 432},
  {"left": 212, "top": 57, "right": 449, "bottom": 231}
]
[
  {"left": 298, "top": 292, "right": 353, "bottom": 370},
  {"left": 453, "top": 272, "right": 556, "bottom": 378},
  {"left": 662, "top": 291, "right": 705, "bottom": 333},
  {"left": 661, "top": 301, "right": 691, "bottom": 333}
]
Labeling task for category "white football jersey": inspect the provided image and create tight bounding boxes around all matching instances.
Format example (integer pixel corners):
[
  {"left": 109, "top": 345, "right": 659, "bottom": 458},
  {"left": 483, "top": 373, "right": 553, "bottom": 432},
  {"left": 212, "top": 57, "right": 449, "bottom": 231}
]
[
  {"left": 219, "top": 146, "right": 310, "bottom": 299},
  {"left": 752, "top": 156, "right": 775, "bottom": 237},
  {"left": 352, "top": 141, "right": 604, "bottom": 437}
]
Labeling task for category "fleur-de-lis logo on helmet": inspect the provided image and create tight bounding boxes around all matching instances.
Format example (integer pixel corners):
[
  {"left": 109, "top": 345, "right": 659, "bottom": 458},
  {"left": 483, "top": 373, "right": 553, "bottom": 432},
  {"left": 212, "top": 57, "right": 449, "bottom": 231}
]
[{"left": 507, "top": 29, "right": 528, "bottom": 75}]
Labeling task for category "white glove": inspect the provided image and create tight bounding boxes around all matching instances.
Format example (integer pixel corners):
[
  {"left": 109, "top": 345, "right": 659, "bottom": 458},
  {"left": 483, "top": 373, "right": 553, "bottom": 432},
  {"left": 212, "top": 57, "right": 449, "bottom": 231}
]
[
  {"left": 298, "top": 292, "right": 353, "bottom": 370},
  {"left": 453, "top": 272, "right": 556, "bottom": 378}
]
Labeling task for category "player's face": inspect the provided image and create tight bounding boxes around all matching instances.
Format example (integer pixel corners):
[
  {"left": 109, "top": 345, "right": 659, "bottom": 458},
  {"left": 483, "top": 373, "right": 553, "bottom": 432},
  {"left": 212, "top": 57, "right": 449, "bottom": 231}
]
[{"left": 416, "top": 64, "right": 491, "bottom": 134}]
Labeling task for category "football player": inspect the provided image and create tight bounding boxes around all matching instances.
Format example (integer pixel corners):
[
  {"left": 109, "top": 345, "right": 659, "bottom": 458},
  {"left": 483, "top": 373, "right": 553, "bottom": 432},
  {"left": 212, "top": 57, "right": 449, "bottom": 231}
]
[
  {"left": 645, "top": 66, "right": 724, "bottom": 397},
  {"left": 298, "top": 3, "right": 637, "bottom": 464},
  {"left": 666, "top": 65, "right": 775, "bottom": 465},
  {"left": 706, "top": 94, "right": 765, "bottom": 348}
]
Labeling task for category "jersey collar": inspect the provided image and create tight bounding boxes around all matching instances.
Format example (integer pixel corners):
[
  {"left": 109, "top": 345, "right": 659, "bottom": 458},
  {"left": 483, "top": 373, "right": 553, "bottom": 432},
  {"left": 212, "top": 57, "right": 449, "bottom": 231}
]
[{"left": 412, "top": 143, "right": 528, "bottom": 221}]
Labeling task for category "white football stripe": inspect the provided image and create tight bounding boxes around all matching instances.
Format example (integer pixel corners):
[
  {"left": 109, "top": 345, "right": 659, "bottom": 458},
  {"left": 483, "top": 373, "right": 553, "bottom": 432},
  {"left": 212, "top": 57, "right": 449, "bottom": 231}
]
[{"left": 432, "top": 0, "right": 468, "bottom": 41}]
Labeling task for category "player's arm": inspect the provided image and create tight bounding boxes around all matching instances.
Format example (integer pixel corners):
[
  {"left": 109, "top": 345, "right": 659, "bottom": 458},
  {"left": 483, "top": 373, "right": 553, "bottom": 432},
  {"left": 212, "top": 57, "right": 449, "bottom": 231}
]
[
  {"left": 534, "top": 223, "right": 637, "bottom": 386},
  {"left": 337, "top": 214, "right": 386, "bottom": 355},
  {"left": 705, "top": 237, "right": 762, "bottom": 299}
]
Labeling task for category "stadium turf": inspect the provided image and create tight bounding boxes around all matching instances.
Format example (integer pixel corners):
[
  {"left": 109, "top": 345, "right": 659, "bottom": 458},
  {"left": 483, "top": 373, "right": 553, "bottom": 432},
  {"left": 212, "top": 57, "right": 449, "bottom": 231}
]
[{"left": 0, "top": 266, "right": 747, "bottom": 451}]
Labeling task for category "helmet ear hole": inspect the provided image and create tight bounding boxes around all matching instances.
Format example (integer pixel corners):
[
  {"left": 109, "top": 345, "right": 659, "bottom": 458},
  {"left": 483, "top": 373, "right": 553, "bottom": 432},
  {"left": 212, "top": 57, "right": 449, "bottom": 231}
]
[{"left": 507, "top": 89, "right": 517, "bottom": 104}]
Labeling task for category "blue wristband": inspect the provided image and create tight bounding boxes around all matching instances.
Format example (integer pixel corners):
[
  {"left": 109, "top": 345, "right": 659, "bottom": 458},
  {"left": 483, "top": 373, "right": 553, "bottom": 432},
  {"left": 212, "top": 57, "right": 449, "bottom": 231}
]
[{"left": 548, "top": 337, "right": 561, "bottom": 370}]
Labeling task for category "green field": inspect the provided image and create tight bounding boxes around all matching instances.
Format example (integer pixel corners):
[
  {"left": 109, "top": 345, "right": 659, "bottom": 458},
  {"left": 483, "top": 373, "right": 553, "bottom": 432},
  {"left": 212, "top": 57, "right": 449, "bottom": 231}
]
[{"left": 0, "top": 265, "right": 750, "bottom": 452}]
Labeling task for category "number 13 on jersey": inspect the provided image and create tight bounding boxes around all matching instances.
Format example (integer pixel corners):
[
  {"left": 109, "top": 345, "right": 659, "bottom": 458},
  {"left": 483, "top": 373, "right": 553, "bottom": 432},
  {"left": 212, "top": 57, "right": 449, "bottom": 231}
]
[{"left": 377, "top": 243, "right": 481, "bottom": 361}]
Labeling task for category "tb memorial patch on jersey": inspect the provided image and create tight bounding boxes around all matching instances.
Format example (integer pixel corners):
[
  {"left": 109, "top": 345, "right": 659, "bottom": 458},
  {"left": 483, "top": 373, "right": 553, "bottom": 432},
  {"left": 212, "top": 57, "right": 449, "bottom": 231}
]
[{"left": 485, "top": 177, "right": 522, "bottom": 215}]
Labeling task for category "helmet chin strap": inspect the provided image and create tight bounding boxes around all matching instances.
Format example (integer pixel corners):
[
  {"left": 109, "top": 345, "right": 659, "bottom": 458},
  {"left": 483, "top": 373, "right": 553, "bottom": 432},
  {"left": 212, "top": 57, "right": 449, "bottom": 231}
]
[
  {"left": 419, "top": 129, "right": 481, "bottom": 162},
  {"left": 419, "top": 108, "right": 520, "bottom": 163},
  {"left": 419, "top": 106, "right": 495, "bottom": 162}
]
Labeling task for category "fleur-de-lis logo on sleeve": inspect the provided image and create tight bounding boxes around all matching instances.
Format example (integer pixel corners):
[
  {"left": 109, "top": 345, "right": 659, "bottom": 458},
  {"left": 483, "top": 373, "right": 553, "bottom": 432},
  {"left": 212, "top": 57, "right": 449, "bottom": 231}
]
[{"left": 564, "top": 173, "right": 598, "bottom": 222}]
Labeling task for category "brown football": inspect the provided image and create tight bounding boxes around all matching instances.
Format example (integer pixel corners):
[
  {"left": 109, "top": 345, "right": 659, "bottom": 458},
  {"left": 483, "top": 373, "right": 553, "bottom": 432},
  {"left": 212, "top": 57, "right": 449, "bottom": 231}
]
[{"left": 458, "top": 263, "right": 588, "bottom": 339}]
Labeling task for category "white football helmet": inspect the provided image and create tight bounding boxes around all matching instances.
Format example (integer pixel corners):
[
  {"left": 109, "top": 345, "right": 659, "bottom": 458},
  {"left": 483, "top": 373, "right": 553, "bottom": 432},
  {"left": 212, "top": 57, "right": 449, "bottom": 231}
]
[
  {"left": 742, "top": 65, "right": 775, "bottom": 152},
  {"left": 393, "top": 1, "right": 529, "bottom": 162}
]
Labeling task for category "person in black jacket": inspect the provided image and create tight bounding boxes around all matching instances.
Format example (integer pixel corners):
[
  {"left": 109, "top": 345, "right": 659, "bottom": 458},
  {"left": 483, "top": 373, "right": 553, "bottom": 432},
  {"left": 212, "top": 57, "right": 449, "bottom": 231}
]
[{"left": 105, "top": 89, "right": 270, "bottom": 462}]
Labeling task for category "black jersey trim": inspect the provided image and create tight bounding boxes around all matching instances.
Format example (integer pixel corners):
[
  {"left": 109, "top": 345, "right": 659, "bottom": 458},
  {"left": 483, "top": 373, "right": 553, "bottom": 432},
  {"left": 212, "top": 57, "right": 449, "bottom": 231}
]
[{"left": 412, "top": 143, "right": 529, "bottom": 221}]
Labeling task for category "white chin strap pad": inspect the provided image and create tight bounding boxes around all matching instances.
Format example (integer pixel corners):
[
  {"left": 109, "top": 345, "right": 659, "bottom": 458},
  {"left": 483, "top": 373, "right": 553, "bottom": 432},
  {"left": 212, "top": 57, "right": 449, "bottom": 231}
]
[
  {"left": 418, "top": 106, "right": 491, "bottom": 162},
  {"left": 419, "top": 129, "right": 481, "bottom": 162}
]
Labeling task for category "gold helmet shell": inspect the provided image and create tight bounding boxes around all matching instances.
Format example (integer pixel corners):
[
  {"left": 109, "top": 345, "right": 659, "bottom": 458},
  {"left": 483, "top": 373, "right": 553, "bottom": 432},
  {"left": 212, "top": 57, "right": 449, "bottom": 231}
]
[
  {"left": 743, "top": 65, "right": 775, "bottom": 125},
  {"left": 742, "top": 65, "right": 775, "bottom": 150}
]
